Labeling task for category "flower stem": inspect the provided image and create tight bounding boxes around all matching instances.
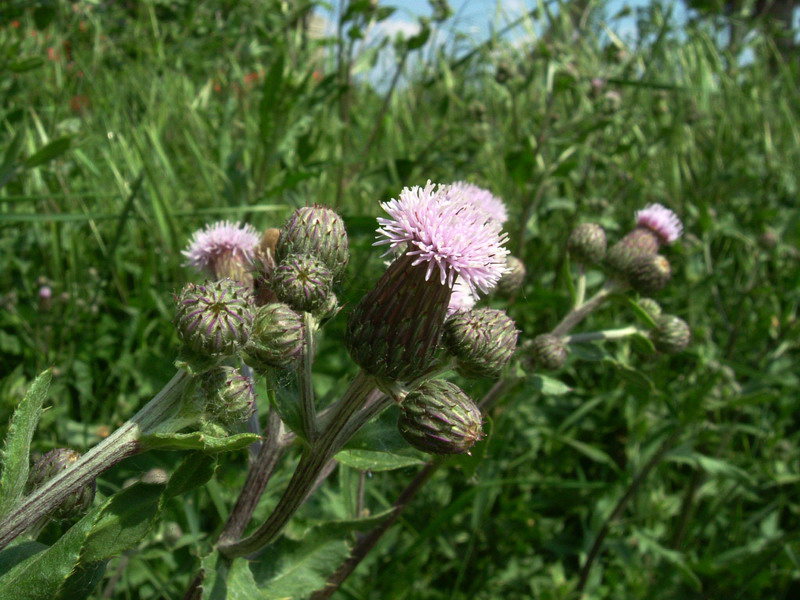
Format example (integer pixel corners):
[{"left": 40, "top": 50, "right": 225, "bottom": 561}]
[
  {"left": 551, "top": 282, "right": 617, "bottom": 337},
  {"left": 574, "top": 265, "right": 586, "bottom": 308},
  {"left": 564, "top": 325, "right": 640, "bottom": 344},
  {"left": 299, "top": 312, "right": 318, "bottom": 443},
  {"left": 218, "top": 371, "right": 377, "bottom": 558},
  {"left": 0, "top": 370, "right": 191, "bottom": 551}
]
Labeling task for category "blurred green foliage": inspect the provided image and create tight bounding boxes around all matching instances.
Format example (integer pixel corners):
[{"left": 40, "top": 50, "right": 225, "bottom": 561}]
[{"left": 1, "top": 0, "right": 799, "bottom": 598}]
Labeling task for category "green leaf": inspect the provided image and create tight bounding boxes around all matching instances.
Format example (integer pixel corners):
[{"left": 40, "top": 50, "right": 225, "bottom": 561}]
[
  {"left": 0, "top": 541, "right": 48, "bottom": 578},
  {"left": 80, "top": 482, "right": 165, "bottom": 563},
  {"left": 0, "top": 505, "right": 100, "bottom": 599},
  {"left": 165, "top": 452, "right": 216, "bottom": 499},
  {"left": 250, "top": 511, "right": 394, "bottom": 597},
  {"left": 335, "top": 449, "right": 425, "bottom": 472},
  {"left": 200, "top": 553, "right": 265, "bottom": 600},
  {"left": 0, "top": 370, "right": 52, "bottom": 519},
  {"left": 530, "top": 374, "right": 572, "bottom": 396},
  {"left": 54, "top": 560, "right": 107, "bottom": 600},
  {"left": 24, "top": 137, "right": 73, "bottom": 169},
  {"left": 8, "top": 57, "right": 45, "bottom": 74},
  {"left": 139, "top": 432, "right": 260, "bottom": 453}
]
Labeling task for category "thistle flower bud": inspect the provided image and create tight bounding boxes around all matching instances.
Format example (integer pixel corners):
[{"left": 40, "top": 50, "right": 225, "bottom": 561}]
[
  {"left": 27, "top": 449, "right": 95, "bottom": 520},
  {"left": 398, "top": 380, "right": 483, "bottom": 455},
  {"left": 650, "top": 314, "right": 691, "bottom": 354},
  {"left": 348, "top": 182, "right": 509, "bottom": 382},
  {"left": 276, "top": 205, "right": 349, "bottom": 281},
  {"left": 347, "top": 253, "right": 451, "bottom": 381},
  {"left": 638, "top": 298, "right": 662, "bottom": 319},
  {"left": 444, "top": 308, "right": 518, "bottom": 378},
  {"left": 529, "top": 334, "right": 568, "bottom": 370},
  {"left": 272, "top": 254, "right": 333, "bottom": 313},
  {"left": 567, "top": 223, "right": 607, "bottom": 265},
  {"left": 253, "top": 228, "right": 281, "bottom": 307},
  {"left": 625, "top": 253, "right": 671, "bottom": 294},
  {"left": 244, "top": 303, "right": 304, "bottom": 372},
  {"left": 173, "top": 279, "right": 254, "bottom": 359},
  {"left": 201, "top": 366, "right": 256, "bottom": 428},
  {"left": 495, "top": 256, "right": 526, "bottom": 297}
]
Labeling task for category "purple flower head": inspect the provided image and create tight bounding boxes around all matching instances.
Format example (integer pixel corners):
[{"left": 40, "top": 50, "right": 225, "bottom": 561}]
[
  {"left": 182, "top": 221, "right": 259, "bottom": 278},
  {"left": 447, "top": 278, "right": 478, "bottom": 316},
  {"left": 39, "top": 286, "right": 53, "bottom": 300},
  {"left": 375, "top": 181, "right": 509, "bottom": 295},
  {"left": 635, "top": 204, "right": 683, "bottom": 244},
  {"left": 447, "top": 181, "right": 508, "bottom": 224}
]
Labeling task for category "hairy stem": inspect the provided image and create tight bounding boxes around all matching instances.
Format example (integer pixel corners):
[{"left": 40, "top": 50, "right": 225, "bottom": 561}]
[
  {"left": 218, "top": 371, "right": 377, "bottom": 558},
  {"left": 217, "top": 404, "right": 288, "bottom": 547},
  {"left": 0, "top": 370, "right": 191, "bottom": 551}
]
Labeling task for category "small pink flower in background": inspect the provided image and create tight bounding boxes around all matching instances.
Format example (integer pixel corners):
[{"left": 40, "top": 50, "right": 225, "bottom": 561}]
[
  {"left": 182, "top": 221, "right": 259, "bottom": 281},
  {"left": 447, "top": 181, "right": 508, "bottom": 225},
  {"left": 38, "top": 286, "right": 53, "bottom": 311},
  {"left": 635, "top": 203, "right": 683, "bottom": 244}
]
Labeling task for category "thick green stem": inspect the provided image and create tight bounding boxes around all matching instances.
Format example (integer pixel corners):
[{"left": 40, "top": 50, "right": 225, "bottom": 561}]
[
  {"left": 0, "top": 370, "right": 191, "bottom": 551},
  {"left": 299, "top": 312, "right": 318, "bottom": 442},
  {"left": 565, "top": 325, "right": 640, "bottom": 344},
  {"left": 218, "top": 371, "right": 377, "bottom": 558}
]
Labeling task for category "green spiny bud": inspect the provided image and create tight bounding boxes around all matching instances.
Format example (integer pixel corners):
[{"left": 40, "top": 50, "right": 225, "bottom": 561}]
[
  {"left": 638, "top": 298, "right": 662, "bottom": 319},
  {"left": 650, "top": 314, "right": 690, "bottom": 354},
  {"left": 529, "top": 334, "right": 568, "bottom": 370},
  {"left": 496, "top": 256, "right": 526, "bottom": 296},
  {"left": 272, "top": 254, "right": 333, "bottom": 313},
  {"left": 201, "top": 366, "right": 256, "bottom": 428},
  {"left": 443, "top": 308, "right": 518, "bottom": 378},
  {"left": 276, "top": 205, "right": 349, "bottom": 281},
  {"left": 625, "top": 253, "right": 671, "bottom": 294},
  {"left": 567, "top": 223, "right": 607, "bottom": 265},
  {"left": 173, "top": 279, "right": 254, "bottom": 359},
  {"left": 244, "top": 303, "right": 305, "bottom": 372},
  {"left": 398, "top": 380, "right": 483, "bottom": 455},
  {"left": 27, "top": 449, "right": 95, "bottom": 520}
]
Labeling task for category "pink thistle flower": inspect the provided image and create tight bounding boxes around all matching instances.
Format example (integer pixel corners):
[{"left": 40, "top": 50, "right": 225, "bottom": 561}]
[
  {"left": 182, "top": 221, "right": 259, "bottom": 281},
  {"left": 374, "top": 181, "right": 509, "bottom": 295},
  {"left": 635, "top": 204, "right": 683, "bottom": 244},
  {"left": 447, "top": 181, "right": 508, "bottom": 224}
]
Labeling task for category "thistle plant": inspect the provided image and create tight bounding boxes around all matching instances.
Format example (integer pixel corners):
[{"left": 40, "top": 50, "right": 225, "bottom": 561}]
[{"left": 0, "top": 193, "right": 693, "bottom": 600}]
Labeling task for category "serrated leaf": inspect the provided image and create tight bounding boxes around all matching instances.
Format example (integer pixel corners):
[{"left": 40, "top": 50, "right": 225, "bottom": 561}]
[
  {"left": 54, "top": 560, "right": 107, "bottom": 600},
  {"left": 335, "top": 449, "right": 424, "bottom": 472},
  {"left": 139, "top": 432, "right": 260, "bottom": 453},
  {"left": 0, "top": 504, "right": 100, "bottom": 599},
  {"left": 530, "top": 374, "right": 572, "bottom": 396},
  {"left": 250, "top": 511, "right": 394, "bottom": 598},
  {"left": 0, "top": 370, "right": 52, "bottom": 519},
  {"left": 200, "top": 553, "right": 266, "bottom": 600},
  {"left": 80, "top": 483, "right": 165, "bottom": 563}
]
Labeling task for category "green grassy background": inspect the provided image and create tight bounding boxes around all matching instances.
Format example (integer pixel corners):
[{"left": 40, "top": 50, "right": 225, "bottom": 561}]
[{"left": 2, "top": 0, "right": 800, "bottom": 598}]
